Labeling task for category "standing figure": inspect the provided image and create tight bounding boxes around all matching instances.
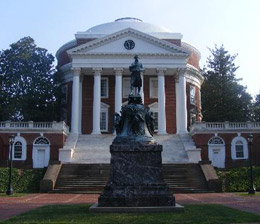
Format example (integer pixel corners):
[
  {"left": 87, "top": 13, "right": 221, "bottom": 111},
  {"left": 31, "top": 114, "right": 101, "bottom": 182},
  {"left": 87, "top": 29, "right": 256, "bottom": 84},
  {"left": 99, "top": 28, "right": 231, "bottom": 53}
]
[{"left": 129, "top": 55, "right": 144, "bottom": 95}]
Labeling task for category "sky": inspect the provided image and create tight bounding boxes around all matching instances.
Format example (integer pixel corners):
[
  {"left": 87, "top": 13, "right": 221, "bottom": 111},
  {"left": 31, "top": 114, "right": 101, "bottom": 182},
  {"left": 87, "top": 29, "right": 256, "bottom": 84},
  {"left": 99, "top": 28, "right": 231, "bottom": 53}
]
[{"left": 1, "top": 0, "right": 259, "bottom": 97}]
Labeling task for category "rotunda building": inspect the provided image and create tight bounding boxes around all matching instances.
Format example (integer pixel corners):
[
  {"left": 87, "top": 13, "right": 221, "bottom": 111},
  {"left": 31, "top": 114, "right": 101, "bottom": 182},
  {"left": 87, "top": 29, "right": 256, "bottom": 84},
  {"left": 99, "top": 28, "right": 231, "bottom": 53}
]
[{"left": 56, "top": 17, "right": 203, "bottom": 136}]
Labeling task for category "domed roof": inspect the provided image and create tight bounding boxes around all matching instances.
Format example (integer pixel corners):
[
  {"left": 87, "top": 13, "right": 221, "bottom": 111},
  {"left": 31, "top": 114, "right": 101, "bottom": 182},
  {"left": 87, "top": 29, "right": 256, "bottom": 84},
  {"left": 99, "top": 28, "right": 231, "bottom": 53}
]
[{"left": 85, "top": 17, "right": 172, "bottom": 34}]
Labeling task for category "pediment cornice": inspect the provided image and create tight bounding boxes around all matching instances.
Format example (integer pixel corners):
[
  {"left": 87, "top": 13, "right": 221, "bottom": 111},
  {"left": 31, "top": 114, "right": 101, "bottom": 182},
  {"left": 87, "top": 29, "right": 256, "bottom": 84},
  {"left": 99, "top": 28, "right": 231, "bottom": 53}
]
[{"left": 67, "top": 28, "right": 190, "bottom": 57}]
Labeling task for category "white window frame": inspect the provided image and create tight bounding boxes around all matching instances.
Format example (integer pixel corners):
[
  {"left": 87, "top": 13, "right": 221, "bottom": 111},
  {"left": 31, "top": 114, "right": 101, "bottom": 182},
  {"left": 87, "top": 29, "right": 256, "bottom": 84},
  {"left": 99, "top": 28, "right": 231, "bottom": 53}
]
[
  {"left": 101, "top": 77, "right": 109, "bottom": 98},
  {"left": 231, "top": 136, "right": 248, "bottom": 160},
  {"left": 148, "top": 102, "right": 158, "bottom": 131},
  {"left": 190, "top": 85, "right": 196, "bottom": 105},
  {"left": 100, "top": 102, "right": 109, "bottom": 132},
  {"left": 123, "top": 77, "right": 131, "bottom": 98},
  {"left": 149, "top": 77, "right": 158, "bottom": 98},
  {"left": 12, "top": 136, "right": 27, "bottom": 161}
]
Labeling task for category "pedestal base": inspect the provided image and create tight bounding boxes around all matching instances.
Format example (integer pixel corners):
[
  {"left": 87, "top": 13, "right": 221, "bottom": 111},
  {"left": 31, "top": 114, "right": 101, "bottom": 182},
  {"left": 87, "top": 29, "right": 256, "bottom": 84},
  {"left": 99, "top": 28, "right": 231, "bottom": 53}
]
[
  {"left": 98, "top": 142, "right": 175, "bottom": 207},
  {"left": 89, "top": 203, "right": 184, "bottom": 213}
]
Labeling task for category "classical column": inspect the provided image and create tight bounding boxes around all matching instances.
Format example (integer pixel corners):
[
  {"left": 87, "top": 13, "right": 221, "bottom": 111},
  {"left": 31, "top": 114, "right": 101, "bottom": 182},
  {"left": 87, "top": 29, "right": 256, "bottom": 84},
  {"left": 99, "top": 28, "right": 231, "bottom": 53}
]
[
  {"left": 71, "top": 68, "right": 81, "bottom": 134},
  {"left": 157, "top": 68, "right": 167, "bottom": 135},
  {"left": 92, "top": 68, "right": 102, "bottom": 135},
  {"left": 177, "top": 68, "right": 188, "bottom": 134},
  {"left": 114, "top": 68, "right": 123, "bottom": 114}
]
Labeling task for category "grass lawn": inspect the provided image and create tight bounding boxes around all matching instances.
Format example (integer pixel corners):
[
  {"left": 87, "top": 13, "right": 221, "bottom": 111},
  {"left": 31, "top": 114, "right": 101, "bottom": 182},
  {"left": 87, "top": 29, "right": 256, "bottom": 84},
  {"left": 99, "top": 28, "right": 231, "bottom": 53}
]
[
  {"left": 2, "top": 204, "right": 260, "bottom": 224},
  {"left": 0, "top": 193, "right": 27, "bottom": 197}
]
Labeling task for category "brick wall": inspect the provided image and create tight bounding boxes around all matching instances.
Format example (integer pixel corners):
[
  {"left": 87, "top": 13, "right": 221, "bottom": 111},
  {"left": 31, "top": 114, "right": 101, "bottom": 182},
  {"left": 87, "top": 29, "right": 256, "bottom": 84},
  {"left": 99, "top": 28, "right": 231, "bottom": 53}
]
[
  {"left": 192, "top": 133, "right": 260, "bottom": 168},
  {"left": 0, "top": 133, "right": 66, "bottom": 168}
]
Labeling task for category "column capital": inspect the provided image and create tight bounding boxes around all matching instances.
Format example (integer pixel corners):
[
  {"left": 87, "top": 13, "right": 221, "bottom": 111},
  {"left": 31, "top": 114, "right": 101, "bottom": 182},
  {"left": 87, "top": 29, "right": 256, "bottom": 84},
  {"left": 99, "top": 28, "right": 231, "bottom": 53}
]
[
  {"left": 72, "top": 67, "right": 81, "bottom": 76},
  {"left": 156, "top": 68, "right": 167, "bottom": 76},
  {"left": 177, "top": 68, "right": 187, "bottom": 76},
  {"left": 113, "top": 68, "right": 124, "bottom": 76},
  {"left": 92, "top": 67, "right": 102, "bottom": 76}
]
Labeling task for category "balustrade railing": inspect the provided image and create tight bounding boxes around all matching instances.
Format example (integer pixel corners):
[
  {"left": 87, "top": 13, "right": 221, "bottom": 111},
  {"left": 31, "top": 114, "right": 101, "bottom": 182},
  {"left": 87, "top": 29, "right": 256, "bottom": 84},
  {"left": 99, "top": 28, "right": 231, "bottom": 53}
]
[
  {"left": 190, "top": 121, "right": 260, "bottom": 133},
  {"left": 0, "top": 121, "right": 69, "bottom": 133}
]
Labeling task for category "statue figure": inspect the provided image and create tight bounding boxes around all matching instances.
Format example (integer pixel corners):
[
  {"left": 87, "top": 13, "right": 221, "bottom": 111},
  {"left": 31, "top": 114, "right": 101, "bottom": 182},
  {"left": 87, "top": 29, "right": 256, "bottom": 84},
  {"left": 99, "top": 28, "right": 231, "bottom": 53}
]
[
  {"left": 129, "top": 55, "right": 144, "bottom": 95},
  {"left": 114, "top": 112, "right": 123, "bottom": 134}
]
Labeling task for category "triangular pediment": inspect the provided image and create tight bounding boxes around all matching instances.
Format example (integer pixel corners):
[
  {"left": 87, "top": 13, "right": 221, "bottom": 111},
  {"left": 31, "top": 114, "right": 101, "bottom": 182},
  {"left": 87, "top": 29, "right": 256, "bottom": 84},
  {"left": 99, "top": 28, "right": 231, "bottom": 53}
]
[{"left": 67, "top": 28, "right": 190, "bottom": 57}]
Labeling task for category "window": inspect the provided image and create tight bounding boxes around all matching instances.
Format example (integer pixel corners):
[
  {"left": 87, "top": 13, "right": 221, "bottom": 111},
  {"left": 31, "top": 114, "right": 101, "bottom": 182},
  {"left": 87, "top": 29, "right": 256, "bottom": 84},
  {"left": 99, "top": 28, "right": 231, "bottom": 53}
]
[
  {"left": 148, "top": 102, "right": 158, "bottom": 131},
  {"left": 100, "top": 103, "right": 109, "bottom": 132},
  {"left": 235, "top": 141, "right": 244, "bottom": 158},
  {"left": 150, "top": 78, "right": 158, "bottom": 98},
  {"left": 190, "top": 85, "right": 195, "bottom": 105},
  {"left": 61, "top": 85, "right": 68, "bottom": 104},
  {"left": 12, "top": 136, "right": 27, "bottom": 161},
  {"left": 123, "top": 77, "right": 131, "bottom": 98},
  {"left": 101, "top": 78, "right": 108, "bottom": 98},
  {"left": 14, "top": 142, "right": 22, "bottom": 159},
  {"left": 231, "top": 136, "right": 248, "bottom": 159}
]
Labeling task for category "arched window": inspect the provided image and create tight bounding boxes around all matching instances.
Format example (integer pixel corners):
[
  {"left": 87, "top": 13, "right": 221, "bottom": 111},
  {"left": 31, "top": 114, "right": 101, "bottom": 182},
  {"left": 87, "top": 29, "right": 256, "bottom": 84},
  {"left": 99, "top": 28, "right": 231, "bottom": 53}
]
[
  {"left": 12, "top": 136, "right": 27, "bottom": 160},
  {"left": 208, "top": 136, "right": 225, "bottom": 145},
  {"left": 14, "top": 142, "right": 22, "bottom": 159},
  {"left": 231, "top": 136, "right": 248, "bottom": 160},
  {"left": 34, "top": 137, "right": 50, "bottom": 145}
]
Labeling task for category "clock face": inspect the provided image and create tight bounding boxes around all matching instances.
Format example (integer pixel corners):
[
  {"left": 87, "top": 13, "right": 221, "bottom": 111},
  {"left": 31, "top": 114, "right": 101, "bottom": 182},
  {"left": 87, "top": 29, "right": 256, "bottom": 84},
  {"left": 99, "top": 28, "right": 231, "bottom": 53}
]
[{"left": 124, "top": 40, "right": 135, "bottom": 50}]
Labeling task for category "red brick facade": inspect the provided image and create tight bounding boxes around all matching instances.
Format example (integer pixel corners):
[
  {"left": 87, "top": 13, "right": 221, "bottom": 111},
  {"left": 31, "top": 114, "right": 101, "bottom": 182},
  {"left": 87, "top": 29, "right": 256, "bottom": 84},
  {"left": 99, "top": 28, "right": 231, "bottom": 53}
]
[
  {"left": 0, "top": 133, "right": 66, "bottom": 168},
  {"left": 192, "top": 133, "right": 260, "bottom": 168}
]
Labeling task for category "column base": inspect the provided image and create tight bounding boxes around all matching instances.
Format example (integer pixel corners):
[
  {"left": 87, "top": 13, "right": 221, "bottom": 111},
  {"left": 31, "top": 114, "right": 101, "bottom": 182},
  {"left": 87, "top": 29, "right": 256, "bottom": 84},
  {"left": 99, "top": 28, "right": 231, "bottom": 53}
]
[{"left": 91, "top": 131, "right": 101, "bottom": 135}]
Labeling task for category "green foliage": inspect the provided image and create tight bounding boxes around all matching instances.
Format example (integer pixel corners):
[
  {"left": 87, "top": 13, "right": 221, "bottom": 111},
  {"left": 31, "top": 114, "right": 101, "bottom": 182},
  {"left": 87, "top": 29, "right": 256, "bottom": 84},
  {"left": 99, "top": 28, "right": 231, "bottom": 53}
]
[
  {"left": 0, "top": 37, "right": 62, "bottom": 121},
  {"left": 201, "top": 45, "right": 252, "bottom": 122},
  {"left": 217, "top": 167, "right": 260, "bottom": 192},
  {"left": 3, "top": 204, "right": 260, "bottom": 224},
  {"left": 252, "top": 93, "right": 260, "bottom": 121},
  {"left": 0, "top": 168, "right": 45, "bottom": 193}
]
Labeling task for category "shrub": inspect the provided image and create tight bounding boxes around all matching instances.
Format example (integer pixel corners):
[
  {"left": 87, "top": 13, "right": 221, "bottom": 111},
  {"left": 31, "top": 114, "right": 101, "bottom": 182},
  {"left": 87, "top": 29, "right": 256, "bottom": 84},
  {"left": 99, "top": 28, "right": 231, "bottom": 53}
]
[
  {"left": 217, "top": 167, "right": 260, "bottom": 192},
  {"left": 0, "top": 167, "right": 45, "bottom": 193}
]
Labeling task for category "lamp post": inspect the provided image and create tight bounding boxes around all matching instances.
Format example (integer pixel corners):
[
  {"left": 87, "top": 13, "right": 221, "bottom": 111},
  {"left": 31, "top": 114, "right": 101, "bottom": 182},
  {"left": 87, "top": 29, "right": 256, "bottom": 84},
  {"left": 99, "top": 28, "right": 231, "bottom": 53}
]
[
  {"left": 6, "top": 135, "right": 15, "bottom": 195},
  {"left": 247, "top": 134, "right": 255, "bottom": 195}
]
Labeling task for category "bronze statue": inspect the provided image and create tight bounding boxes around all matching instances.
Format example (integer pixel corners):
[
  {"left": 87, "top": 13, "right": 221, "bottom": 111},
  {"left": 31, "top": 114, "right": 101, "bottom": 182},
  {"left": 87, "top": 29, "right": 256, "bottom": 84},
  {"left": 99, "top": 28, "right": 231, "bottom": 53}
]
[{"left": 129, "top": 55, "right": 144, "bottom": 95}]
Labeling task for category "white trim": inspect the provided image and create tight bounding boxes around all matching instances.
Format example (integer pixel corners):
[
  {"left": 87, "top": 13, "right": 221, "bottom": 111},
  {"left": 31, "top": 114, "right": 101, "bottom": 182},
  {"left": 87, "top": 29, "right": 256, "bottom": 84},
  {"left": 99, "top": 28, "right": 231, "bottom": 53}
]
[
  {"left": 208, "top": 136, "right": 225, "bottom": 168},
  {"left": 33, "top": 136, "right": 50, "bottom": 168},
  {"left": 101, "top": 77, "right": 109, "bottom": 98},
  {"left": 190, "top": 85, "right": 196, "bottom": 105},
  {"left": 149, "top": 77, "right": 158, "bottom": 98},
  {"left": 231, "top": 136, "right": 248, "bottom": 160},
  {"left": 123, "top": 77, "right": 131, "bottom": 98},
  {"left": 100, "top": 102, "right": 110, "bottom": 132},
  {"left": 12, "top": 136, "right": 27, "bottom": 161}
]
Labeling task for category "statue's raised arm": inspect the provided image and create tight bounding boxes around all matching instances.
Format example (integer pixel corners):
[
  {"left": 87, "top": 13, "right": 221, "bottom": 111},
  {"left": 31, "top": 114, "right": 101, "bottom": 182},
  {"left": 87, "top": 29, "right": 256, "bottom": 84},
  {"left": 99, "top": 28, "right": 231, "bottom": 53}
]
[{"left": 129, "top": 55, "right": 144, "bottom": 96}]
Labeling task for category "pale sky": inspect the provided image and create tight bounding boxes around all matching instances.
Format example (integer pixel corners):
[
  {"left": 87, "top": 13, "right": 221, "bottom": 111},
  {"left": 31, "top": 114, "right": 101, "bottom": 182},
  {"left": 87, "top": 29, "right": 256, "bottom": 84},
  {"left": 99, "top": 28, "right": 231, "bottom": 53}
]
[{"left": 1, "top": 0, "right": 259, "bottom": 97}]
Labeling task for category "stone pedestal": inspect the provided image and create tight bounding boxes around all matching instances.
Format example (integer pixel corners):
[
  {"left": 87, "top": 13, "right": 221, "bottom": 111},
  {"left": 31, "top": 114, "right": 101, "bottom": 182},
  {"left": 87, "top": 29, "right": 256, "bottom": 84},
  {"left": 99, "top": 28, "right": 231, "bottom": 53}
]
[{"left": 98, "top": 141, "right": 175, "bottom": 207}]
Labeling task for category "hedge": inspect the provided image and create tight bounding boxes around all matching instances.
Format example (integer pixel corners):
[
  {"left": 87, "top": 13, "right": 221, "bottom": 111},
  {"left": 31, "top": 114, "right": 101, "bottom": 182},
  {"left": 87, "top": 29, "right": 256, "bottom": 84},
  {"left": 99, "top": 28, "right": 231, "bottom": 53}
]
[
  {"left": 0, "top": 167, "right": 45, "bottom": 193},
  {"left": 217, "top": 167, "right": 260, "bottom": 192}
]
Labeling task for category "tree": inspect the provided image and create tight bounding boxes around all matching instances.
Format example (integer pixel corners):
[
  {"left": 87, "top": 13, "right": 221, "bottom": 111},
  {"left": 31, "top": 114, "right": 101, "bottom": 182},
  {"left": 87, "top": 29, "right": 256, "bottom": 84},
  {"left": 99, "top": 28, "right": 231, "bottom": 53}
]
[
  {"left": 201, "top": 45, "right": 252, "bottom": 122},
  {"left": 252, "top": 93, "right": 260, "bottom": 121},
  {"left": 0, "top": 37, "right": 62, "bottom": 121}
]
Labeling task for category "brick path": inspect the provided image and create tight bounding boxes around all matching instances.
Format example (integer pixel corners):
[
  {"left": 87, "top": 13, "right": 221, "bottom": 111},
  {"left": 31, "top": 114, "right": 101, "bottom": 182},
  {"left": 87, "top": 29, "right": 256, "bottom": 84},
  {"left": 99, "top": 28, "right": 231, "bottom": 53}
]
[{"left": 0, "top": 193, "right": 260, "bottom": 221}]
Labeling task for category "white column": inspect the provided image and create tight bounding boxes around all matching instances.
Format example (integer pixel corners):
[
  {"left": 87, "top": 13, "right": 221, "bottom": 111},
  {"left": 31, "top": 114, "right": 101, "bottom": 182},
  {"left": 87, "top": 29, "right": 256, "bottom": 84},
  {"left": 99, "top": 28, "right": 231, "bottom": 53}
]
[
  {"left": 92, "top": 68, "right": 102, "bottom": 135},
  {"left": 78, "top": 75, "right": 84, "bottom": 134},
  {"left": 157, "top": 68, "right": 167, "bottom": 135},
  {"left": 71, "top": 68, "right": 81, "bottom": 134},
  {"left": 114, "top": 68, "right": 123, "bottom": 114},
  {"left": 178, "top": 68, "right": 188, "bottom": 134}
]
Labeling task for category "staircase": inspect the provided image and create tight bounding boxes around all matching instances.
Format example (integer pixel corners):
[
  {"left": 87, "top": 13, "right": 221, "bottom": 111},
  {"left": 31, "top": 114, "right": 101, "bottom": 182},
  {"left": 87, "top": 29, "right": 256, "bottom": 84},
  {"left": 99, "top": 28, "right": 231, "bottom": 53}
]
[{"left": 51, "top": 163, "right": 210, "bottom": 194}]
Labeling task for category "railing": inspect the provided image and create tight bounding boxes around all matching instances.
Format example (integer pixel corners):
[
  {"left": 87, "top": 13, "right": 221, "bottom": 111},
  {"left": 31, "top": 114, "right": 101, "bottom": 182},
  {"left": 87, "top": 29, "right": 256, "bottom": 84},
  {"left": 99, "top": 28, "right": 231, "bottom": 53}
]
[
  {"left": 0, "top": 121, "right": 69, "bottom": 134},
  {"left": 190, "top": 121, "right": 260, "bottom": 133}
]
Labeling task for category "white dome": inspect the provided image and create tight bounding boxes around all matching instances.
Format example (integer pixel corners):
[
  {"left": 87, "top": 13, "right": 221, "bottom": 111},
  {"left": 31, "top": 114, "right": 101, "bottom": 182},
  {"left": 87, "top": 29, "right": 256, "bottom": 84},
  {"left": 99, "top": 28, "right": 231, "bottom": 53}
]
[{"left": 86, "top": 17, "right": 172, "bottom": 34}]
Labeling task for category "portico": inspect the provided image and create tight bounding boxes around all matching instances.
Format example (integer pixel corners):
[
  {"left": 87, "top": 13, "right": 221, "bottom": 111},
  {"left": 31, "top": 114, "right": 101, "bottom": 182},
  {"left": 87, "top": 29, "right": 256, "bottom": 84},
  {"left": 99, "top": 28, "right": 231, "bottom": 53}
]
[{"left": 66, "top": 27, "right": 197, "bottom": 135}]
